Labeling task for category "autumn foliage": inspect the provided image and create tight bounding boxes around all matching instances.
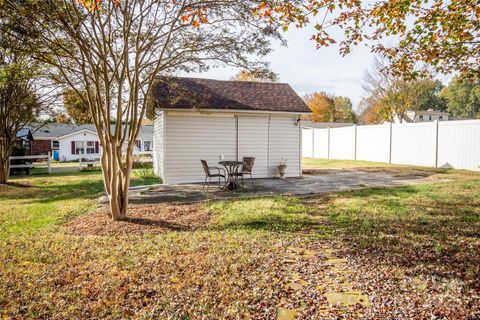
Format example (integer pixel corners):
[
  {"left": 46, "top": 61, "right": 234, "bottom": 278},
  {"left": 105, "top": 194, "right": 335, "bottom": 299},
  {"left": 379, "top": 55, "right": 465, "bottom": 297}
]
[
  {"left": 304, "top": 92, "right": 336, "bottom": 122},
  {"left": 76, "top": 0, "right": 479, "bottom": 77},
  {"left": 304, "top": 92, "right": 357, "bottom": 123}
]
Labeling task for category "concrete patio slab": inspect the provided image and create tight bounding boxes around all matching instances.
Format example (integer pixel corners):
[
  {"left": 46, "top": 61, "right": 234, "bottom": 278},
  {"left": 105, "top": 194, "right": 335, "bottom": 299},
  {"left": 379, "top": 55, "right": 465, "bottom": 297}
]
[{"left": 127, "top": 169, "right": 441, "bottom": 204}]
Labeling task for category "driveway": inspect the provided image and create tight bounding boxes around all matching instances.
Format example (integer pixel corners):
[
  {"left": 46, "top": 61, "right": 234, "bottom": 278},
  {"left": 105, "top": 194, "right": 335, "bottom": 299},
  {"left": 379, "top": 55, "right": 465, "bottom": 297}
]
[{"left": 127, "top": 168, "right": 442, "bottom": 204}]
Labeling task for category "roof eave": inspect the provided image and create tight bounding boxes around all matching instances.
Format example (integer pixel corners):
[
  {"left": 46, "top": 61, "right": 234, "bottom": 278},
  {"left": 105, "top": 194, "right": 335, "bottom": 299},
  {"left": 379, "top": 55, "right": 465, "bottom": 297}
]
[
  {"left": 157, "top": 107, "right": 311, "bottom": 115},
  {"left": 56, "top": 129, "right": 98, "bottom": 140}
]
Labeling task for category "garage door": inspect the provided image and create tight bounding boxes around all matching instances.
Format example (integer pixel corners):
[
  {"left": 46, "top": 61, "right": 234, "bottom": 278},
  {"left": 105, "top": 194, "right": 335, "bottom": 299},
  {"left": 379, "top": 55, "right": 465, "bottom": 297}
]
[{"left": 237, "top": 116, "right": 269, "bottom": 178}]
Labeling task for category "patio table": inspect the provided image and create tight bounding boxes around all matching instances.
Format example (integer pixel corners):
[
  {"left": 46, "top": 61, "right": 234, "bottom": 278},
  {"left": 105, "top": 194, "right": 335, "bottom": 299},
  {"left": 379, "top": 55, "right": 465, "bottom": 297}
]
[{"left": 218, "top": 160, "right": 243, "bottom": 190}]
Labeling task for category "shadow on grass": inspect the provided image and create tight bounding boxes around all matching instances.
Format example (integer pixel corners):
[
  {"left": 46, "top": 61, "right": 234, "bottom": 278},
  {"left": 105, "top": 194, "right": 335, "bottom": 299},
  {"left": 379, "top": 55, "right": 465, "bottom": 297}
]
[
  {"left": 1, "top": 171, "right": 160, "bottom": 204},
  {"left": 206, "top": 196, "right": 324, "bottom": 233},
  {"left": 123, "top": 217, "right": 191, "bottom": 231}
]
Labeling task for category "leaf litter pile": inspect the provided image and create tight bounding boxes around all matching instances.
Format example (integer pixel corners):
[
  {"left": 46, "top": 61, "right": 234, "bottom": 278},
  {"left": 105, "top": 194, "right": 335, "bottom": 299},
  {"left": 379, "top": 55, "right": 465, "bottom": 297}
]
[
  {"left": 1, "top": 171, "right": 480, "bottom": 319},
  {"left": 66, "top": 203, "right": 212, "bottom": 236}
]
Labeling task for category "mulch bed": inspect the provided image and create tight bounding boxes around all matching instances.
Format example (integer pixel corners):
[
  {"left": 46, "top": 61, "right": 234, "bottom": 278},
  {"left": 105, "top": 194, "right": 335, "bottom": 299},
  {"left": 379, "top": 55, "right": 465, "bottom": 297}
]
[{"left": 65, "top": 203, "right": 212, "bottom": 236}]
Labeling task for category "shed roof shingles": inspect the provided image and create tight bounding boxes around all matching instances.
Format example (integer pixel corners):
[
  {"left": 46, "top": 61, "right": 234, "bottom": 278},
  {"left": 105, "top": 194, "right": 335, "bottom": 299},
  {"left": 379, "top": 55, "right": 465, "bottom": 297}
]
[{"left": 152, "top": 77, "right": 311, "bottom": 113}]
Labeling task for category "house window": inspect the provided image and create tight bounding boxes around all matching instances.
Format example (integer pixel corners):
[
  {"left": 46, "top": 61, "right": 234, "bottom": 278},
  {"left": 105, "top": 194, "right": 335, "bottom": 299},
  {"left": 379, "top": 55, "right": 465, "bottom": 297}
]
[
  {"left": 439, "top": 116, "right": 443, "bottom": 120},
  {"left": 86, "top": 141, "right": 96, "bottom": 154},
  {"left": 429, "top": 115, "right": 432, "bottom": 121},
  {"left": 75, "top": 141, "right": 85, "bottom": 154},
  {"left": 419, "top": 115, "right": 424, "bottom": 121},
  {"left": 143, "top": 141, "right": 152, "bottom": 151},
  {"left": 52, "top": 140, "right": 59, "bottom": 149},
  {"left": 136, "top": 140, "right": 142, "bottom": 150}
]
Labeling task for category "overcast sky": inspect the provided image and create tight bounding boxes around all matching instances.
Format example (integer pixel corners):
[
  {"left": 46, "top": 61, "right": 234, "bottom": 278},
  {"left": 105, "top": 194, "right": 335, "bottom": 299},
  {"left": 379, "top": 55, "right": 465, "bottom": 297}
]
[{"left": 184, "top": 25, "right": 377, "bottom": 112}]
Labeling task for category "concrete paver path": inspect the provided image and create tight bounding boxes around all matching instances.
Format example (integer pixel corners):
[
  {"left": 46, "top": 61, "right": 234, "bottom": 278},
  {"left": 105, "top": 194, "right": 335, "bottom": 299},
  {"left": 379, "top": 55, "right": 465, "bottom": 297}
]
[{"left": 128, "top": 169, "right": 440, "bottom": 204}]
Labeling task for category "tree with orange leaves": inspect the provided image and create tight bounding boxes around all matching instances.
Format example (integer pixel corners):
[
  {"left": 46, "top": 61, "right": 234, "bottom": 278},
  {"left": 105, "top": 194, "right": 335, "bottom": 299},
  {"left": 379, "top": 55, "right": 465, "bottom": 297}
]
[
  {"left": 256, "top": 0, "right": 479, "bottom": 78},
  {"left": 304, "top": 92, "right": 357, "bottom": 123},
  {"left": 303, "top": 92, "right": 336, "bottom": 122}
]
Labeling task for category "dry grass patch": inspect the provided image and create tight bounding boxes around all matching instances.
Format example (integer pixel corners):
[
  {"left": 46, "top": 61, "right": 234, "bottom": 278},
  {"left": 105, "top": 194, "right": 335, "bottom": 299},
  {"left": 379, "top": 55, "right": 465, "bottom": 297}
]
[{"left": 66, "top": 203, "right": 212, "bottom": 236}]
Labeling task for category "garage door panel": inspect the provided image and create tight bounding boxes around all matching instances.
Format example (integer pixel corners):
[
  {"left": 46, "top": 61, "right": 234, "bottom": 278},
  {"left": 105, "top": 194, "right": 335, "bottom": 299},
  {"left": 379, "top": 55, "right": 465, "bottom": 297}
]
[{"left": 238, "top": 116, "right": 269, "bottom": 178}]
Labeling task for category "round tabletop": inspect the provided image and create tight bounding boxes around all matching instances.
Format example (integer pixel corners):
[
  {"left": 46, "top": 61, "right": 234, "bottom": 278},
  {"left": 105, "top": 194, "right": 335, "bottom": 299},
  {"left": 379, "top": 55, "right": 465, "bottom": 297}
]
[{"left": 218, "top": 160, "right": 243, "bottom": 166}]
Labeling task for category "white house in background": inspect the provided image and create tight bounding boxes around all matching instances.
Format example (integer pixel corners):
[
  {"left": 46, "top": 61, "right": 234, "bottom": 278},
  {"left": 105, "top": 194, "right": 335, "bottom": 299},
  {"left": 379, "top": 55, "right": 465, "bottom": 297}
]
[
  {"left": 385, "top": 109, "right": 450, "bottom": 124},
  {"left": 152, "top": 77, "right": 311, "bottom": 184},
  {"left": 27, "top": 123, "right": 153, "bottom": 161}
]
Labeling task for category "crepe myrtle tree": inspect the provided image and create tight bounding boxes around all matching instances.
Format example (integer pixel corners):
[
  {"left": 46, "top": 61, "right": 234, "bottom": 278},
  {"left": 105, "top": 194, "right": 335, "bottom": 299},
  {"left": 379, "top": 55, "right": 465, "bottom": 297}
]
[{"left": 6, "top": 0, "right": 281, "bottom": 220}]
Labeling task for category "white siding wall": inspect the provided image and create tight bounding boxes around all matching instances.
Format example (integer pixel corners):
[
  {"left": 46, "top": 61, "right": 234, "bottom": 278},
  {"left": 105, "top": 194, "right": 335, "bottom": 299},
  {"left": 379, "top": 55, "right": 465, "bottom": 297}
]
[
  {"left": 164, "top": 113, "right": 237, "bottom": 184},
  {"left": 391, "top": 122, "right": 436, "bottom": 167},
  {"left": 158, "top": 111, "right": 302, "bottom": 184},
  {"left": 153, "top": 111, "right": 165, "bottom": 178},
  {"left": 437, "top": 120, "right": 480, "bottom": 169},
  {"left": 238, "top": 116, "right": 269, "bottom": 177},
  {"left": 269, "top": 115, "right": 301, "bottom": 177},
  {"left": 58, "top": 131, "right": 100, "bottom": 161},
  {"left": 356, "top": 124, "right": 390, "bottom": 163},
  {"left": 329, "top": 126, "right": 356, "bottom": 160}
]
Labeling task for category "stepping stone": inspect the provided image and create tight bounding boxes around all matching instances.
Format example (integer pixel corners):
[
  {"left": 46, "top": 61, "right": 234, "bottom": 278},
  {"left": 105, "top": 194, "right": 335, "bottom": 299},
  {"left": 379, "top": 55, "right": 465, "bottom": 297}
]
[
  {"left": 287, "top": 247, "right": 316, "bottom": 258},
  {"left": 278, "top": 307, "right": 297, "bottom": 320},
  {"left": 287, "top": 282, "right": 304, "bottom": 292},
  {"left": 325, "top": 291, "right": 370, "bottom": 307},
  {"left": 282, "top": 257, "right": 297, "bottom": 264},
  {"left": 325, "top": 258, "right": 348, "bottom": 266}
]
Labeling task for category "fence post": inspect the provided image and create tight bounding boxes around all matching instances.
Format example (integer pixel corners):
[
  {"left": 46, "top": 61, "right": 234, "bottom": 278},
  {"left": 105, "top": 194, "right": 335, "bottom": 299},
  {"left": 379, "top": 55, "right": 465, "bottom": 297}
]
[
  {"left": 388, "top": 122, "right": 393, "bottom": 164},
  {"left": 434, "top": 120, "right": 439, "bottom": 168},
  {"left": 327, "top": 127, "right": 331, "bottom": 160},
  {"left": 47, "top": 152, "right": 51, "bottom": 174},
  {"left": 353, "top": 125, "right": 357, "bottom": 160}
]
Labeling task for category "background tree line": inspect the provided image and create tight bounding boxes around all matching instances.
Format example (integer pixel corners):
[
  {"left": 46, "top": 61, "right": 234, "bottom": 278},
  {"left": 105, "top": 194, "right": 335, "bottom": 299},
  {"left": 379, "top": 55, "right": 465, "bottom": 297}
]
[
  {"left": 303, "top": 58, "right": 480, "bottom": 126},
  {"left": 357, "top": 59, "right": 480, "bottom": 125},
  {"left": 303, "top": 92, "right": 357, "bottom": 124}
]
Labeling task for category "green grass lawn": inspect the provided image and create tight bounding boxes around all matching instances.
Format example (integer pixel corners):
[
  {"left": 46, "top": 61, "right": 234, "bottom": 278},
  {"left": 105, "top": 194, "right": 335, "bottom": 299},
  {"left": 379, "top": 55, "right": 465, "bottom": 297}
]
[
  {"left": 1, "top": 162, "right": 479, "bottom": 318},
  {"left": 303, "top": 157, "right": 410, "bottom": 169},
  {"left": 0, "top": 169, "right": 160, "bottom": 239}
]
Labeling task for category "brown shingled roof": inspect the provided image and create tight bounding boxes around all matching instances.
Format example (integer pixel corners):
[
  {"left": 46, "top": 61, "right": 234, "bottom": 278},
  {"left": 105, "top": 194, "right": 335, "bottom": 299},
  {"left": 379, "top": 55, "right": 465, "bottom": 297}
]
[{"left": 151, "top": 77, "right": 311, "bottom": 113}]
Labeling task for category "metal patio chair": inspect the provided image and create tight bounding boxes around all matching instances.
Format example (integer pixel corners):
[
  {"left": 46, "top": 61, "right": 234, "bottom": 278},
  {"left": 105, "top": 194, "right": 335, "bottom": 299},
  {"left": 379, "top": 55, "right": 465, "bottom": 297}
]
[
  {"left": 200, "top": 160, "right": 226, "bottom": 190},
  {"left": 235, "top": 157, "right": 255, "bottom": 186}
]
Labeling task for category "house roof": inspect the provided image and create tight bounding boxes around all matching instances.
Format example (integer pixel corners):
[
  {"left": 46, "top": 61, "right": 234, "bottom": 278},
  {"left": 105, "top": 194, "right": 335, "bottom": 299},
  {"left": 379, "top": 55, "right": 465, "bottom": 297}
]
[
  {"left": 151, "top": 77, "right": 311, "bottom": 113},
  {"left": 27, "top": 123, "right": 153, "bottom": 141},
  {"left": 56, "top": 128, "right": 98, "bottom": 140},
  {"left": 28, "top": 123, "right": 97, "bottom": 139},
  {"left": 16, "top": 128, "right": 33, "bottom": 141},
  {"left": 414, "top": 110, "right": 450, "bottom": 115}
]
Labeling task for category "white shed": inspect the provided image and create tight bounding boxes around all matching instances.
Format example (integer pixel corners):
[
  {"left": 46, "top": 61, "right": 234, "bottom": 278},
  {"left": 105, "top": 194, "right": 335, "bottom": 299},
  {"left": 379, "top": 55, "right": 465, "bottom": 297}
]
[{"left": 152, "top": 77, "right": 311, "bottom": 184}]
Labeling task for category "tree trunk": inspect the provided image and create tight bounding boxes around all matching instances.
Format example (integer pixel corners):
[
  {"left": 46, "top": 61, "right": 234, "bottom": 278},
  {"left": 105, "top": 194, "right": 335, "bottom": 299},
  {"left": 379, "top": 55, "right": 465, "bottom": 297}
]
[
  {"left": 100, "top": 143, "right": 134, "bottom": 221},
  {"left": 0, "top": 142, "right": 12, "bottom": 184},
  {"left": 0, "top": 159, "right": 9, "bottom": 184}
]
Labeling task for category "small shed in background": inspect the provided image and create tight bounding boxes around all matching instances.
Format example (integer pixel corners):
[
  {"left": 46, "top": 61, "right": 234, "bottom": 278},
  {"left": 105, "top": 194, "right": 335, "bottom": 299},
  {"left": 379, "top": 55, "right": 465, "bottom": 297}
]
[{"left": 152, "top": 77, "right": 311, "bottom": 184}]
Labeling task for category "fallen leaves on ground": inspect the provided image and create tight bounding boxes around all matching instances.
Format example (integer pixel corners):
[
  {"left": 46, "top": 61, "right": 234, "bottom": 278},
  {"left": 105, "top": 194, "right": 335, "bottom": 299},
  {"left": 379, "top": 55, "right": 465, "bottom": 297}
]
[
  {"left": 66, "top": 203, "right": 212, "bottom": 236},
  {"left": 2, "top": 169, "right": 480, "bottom": 319}
]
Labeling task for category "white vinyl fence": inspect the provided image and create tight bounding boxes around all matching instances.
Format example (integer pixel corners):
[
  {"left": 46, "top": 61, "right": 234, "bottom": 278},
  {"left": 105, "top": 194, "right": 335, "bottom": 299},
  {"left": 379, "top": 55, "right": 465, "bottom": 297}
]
[{"left": 302, "top": 119, "right": 480, "bottom": 170}]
